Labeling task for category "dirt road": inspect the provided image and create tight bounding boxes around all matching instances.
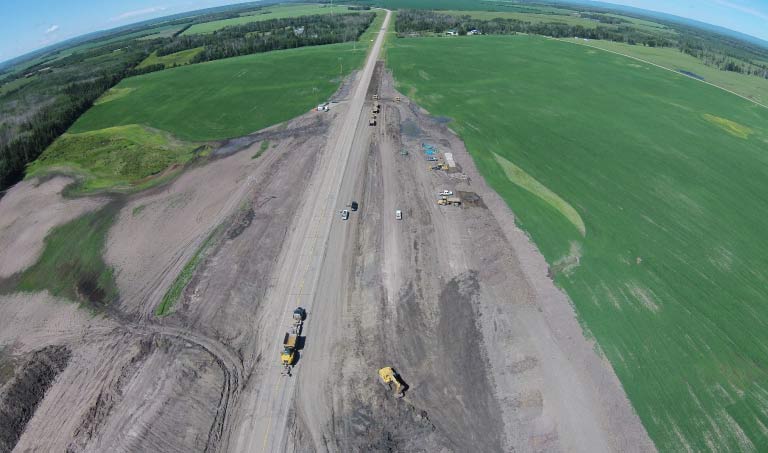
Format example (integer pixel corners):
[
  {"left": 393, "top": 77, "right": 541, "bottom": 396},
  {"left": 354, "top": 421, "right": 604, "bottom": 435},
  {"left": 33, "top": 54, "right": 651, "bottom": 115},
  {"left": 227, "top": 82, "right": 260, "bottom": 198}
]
[{"left": 226, "top": 11, "right": 392, "bottom": 452}]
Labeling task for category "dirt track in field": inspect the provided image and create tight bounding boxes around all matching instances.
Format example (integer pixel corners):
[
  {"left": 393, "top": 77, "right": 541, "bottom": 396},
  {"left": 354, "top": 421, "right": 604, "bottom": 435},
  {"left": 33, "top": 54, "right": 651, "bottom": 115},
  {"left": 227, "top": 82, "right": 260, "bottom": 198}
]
[{"left": 0, "top": 11, "right": 654, "bottom": 451}]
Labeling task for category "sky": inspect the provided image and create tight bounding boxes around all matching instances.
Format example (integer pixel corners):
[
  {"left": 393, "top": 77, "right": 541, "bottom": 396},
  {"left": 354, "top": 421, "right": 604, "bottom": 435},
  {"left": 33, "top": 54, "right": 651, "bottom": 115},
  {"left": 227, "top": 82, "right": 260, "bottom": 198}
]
[
  {"left": 0, "top": 0, "right": 252, "bottom": 63},
  {"left": 0, "top": 0, "right": 767, "bottom": 63},
  {"left": 593, "top": 0, "right": 768, "bottom": 41}
]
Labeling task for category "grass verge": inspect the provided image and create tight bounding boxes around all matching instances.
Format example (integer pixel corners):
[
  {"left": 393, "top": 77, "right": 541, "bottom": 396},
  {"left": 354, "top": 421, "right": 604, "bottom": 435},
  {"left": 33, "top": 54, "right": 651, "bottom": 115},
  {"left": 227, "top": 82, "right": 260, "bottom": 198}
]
[{"left": 155, "top": 226, "right": 220, "bottom": 317}]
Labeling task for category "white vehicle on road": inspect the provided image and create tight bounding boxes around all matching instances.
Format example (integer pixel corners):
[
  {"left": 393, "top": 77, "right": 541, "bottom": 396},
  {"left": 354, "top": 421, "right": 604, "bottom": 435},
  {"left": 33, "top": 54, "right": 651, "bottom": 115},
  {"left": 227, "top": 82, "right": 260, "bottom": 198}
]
[
  {"left": 439, "top": 190, "right": 453, "bottom": 196},
  {"left": 395, "top": 210, "right": 402, "bottom": 220},
  {"left": 340, "top": 209, "right": 350, "bottom": 220}
]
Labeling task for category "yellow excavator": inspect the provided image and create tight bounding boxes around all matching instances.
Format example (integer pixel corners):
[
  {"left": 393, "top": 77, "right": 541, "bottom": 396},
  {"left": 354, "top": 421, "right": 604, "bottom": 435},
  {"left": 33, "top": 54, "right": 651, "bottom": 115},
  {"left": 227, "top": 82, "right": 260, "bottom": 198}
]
[{"left": 378, "top": 367, "right": 406, "bottom": 398}]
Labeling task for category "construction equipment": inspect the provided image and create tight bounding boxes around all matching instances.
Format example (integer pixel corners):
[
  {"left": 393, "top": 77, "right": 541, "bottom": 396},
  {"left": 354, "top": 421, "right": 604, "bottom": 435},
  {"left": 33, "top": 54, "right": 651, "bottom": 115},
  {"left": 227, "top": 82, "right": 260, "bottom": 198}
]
[
  {"left": 438, "top": 196, "right": 461, "bottom": 206},
  {"left": 378, "top": 367, "right": 406, "bottom": 398},
  {"left": 281, "top": 332, "right": 299, "bottom": 376},
  {"left": 395, "top": 96, "right": 401, "bottom": 102},
  {"left": 372, "top": 103, "right": 381, "bottom": 114},
  {"left": 369, "top": 116, "right": 377, "bottom": 126},
  {"left": 291, "top": 307, "right": 305, "bottom": 334},
  {"left": 372, "top": 94, "right": 379, "bottom": 100}
]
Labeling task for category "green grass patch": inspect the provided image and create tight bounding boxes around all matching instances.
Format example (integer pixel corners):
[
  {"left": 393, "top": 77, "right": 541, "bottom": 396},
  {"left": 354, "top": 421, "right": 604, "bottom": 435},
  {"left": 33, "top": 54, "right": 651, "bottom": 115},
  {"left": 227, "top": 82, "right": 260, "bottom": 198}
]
[
  {"left": 388, "top": 35, "right": 768, "bottom": 452},
  {"left": 492, "top": 152, "right": 585, "bottom": 236},
  {"left": 94, "top": 87, "right": 135, "bottom": 105},
  {"left": 562, "top": 38, "right": 768, "bottom": 105},
  {"left": 252, "top": 140, "right": 269, "bottom": 159},
  {"left": 68, "top": 42, "right": 370, "bottom": 141},
  {"left": 155, "top": 227, "right": 219, "bottom": 316},
  {"left": 12, "top": 203, "right": 120, "bottom": 310},
  {"left": 137, "top": 47, "right": 204, "bottom": 69},
  {"left": 182, "top": 4, "right": 354, "bottom": 35},
  {"left": 27, "top": 125, "right": 199, "bottom": 192}
]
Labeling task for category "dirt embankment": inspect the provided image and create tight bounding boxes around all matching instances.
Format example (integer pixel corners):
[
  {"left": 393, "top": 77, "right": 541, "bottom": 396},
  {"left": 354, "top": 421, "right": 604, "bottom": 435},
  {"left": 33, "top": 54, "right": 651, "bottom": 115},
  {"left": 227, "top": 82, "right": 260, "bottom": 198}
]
[{"left": 0, "top": 345, "right": 70, "bottom": 453}]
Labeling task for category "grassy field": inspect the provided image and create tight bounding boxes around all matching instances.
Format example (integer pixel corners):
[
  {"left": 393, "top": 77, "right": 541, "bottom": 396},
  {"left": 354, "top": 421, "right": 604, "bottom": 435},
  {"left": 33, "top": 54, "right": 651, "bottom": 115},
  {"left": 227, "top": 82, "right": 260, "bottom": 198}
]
[
  {"left": 561, "top": 38, "right": 768, "bottom": 106},
  {"left": 388, "top": 35, "right": 768, "bottom": 451},
  {"left": 68, "top": 42, "right": 369, "bottom": 141},
  {"left": 181, "top": 4, "right": 354, "bottom": 35},
  {"left": 137, "top": 47, "right": 204, "bottom": 69},
  {"left": 14, "top": 203, "right": 120, "bottom": 310},
  {"left": 27, "top": 125, "right": 200, "bottom": 192}
]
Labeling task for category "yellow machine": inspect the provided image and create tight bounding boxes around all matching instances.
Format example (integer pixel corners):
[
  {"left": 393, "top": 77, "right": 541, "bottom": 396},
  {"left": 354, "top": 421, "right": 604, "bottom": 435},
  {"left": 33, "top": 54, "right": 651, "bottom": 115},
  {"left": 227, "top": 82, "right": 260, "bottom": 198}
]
[
  {"left": 395, "top": 96, "right": 401, "bottom": 102},
  {"left": 378, "top": 367, "right": 406, "bottom": 398},
  {"left": 281, "top": 332, "right": 298, "bottom": 376}
]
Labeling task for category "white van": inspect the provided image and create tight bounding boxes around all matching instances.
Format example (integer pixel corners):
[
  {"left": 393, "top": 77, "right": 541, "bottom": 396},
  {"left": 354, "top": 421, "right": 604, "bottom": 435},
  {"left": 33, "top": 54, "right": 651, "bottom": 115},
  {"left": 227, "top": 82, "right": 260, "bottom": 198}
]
[{"left": 395, "top": 210, "right": 402, "bottom": 220}]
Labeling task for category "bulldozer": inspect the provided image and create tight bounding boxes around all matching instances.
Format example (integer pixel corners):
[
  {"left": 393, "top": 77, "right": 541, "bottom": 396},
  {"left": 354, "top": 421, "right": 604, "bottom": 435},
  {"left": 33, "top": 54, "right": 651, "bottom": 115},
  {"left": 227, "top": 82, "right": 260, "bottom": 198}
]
[{"left": 378, "top": 367, "right": 406, "bottom": 398}]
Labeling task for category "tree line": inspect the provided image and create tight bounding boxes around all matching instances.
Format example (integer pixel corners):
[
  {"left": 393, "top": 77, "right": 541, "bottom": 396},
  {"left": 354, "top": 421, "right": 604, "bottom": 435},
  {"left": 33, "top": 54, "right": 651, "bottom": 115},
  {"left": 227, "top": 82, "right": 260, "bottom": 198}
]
[{"left": 155, "top": 13, "right": 374, "bottom": 63}]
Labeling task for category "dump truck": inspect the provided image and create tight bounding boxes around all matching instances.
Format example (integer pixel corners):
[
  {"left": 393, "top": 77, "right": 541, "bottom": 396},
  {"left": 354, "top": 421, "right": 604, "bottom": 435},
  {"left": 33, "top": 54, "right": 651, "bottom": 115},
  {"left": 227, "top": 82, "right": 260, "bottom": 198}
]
[
  {"left": 437, "top": 196, "right": 461, "bottom": 206},
  {"left": 369, "top": 116, "right": 377, "bottom": 126},
  {"left": 378, "top": 367, "right": 406, "bottom": 398},
  {"left": 372, "top": 103, "right": 381, "bottom": 114},
  {"left": 281, "top": 332, "right": 298, "bottom": 376}
]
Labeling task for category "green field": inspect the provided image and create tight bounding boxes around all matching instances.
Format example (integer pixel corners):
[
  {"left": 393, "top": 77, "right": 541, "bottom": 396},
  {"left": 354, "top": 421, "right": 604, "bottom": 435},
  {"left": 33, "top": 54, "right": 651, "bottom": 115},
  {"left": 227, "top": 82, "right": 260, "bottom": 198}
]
[
  {"left": 27, "top": 125, "right": 200, "bottom": 192},
  {"left": 181, "top": 4, "right": 354, "bottom": 35},
  {"left": 137, "top": 47, "right": 204, "bottom": 69},
  {"left": 562, "top": 38, "right": 768, "bottom": 105},
  {"left": 68, "top": 42, "right": 368, "bottom": 141},
  {"left": 388, "top": 35, "right": 768, "bottom": 451}
]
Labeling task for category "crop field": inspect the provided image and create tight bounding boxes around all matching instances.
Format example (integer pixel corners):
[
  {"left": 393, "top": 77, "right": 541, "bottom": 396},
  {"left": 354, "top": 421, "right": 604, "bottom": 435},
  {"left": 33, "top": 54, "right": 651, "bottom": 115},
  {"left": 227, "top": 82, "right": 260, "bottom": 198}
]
[
  {"left": 562, "top": 38, "right": 768, "bottom": 105},
  {"left": 181, "top": 4, "right": 353, "bottom": 35},
  {"left": 137, "top": 47, "right": 204, "bottom": 69},
  {"left": 68, "top": 42, "right": 368, "bottom": 141},
  {"left": 388, "top": 35, "right": 768, "bottom": 451}
]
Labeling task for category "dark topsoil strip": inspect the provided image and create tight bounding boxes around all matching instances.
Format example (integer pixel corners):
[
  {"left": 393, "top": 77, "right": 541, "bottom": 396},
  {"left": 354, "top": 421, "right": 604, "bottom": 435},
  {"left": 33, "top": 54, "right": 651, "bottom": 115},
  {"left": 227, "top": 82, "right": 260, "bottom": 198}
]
[{"left": 0, "top": 345, "right": 71, "bottom": 453}]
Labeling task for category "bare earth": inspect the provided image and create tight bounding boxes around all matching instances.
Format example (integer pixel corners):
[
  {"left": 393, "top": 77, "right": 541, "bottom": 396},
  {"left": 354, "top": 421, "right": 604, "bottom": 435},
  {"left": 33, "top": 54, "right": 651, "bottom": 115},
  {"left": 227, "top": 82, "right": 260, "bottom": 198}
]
[
  {"left": 0, "top": 10, "right": 655, "bottom": 452},
  {"left": 0, "top": 176, "right": 105, "bottom": 279}
]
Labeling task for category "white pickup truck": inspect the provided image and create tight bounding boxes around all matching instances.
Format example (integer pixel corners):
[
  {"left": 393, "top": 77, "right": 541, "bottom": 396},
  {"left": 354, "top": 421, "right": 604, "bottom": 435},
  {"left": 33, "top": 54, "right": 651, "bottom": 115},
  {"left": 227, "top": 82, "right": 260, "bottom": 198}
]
[{"left": 439, "top": 190, "right": 453, "bottom": 196}]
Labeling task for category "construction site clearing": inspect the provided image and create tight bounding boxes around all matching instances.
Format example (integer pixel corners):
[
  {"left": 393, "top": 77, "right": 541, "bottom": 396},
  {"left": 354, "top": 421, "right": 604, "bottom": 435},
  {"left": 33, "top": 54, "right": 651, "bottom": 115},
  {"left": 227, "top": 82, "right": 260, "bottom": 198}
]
[{"left": 0, "top": 46, "right": 654, "bottom": 453}]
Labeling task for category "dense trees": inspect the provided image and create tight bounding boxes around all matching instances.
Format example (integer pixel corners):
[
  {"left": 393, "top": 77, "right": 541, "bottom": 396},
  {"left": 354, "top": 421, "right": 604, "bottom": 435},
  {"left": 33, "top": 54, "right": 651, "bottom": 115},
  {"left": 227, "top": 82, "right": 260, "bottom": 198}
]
[{"left": 156, "top": 13, "right": 374, "bottom": 63}]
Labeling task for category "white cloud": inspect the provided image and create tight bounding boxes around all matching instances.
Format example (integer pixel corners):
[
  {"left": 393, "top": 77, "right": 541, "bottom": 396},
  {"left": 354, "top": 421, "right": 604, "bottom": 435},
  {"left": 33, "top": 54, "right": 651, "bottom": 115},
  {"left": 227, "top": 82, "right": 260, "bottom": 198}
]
[
  {"left": 110, "top": 6, "right": 167, "bottom": 22},
  {"left": 712, "top": 0, "right": 768, "bottom": 21},
  {"left": 45, "top": 24, "right": 59, "bottom": 34}
]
